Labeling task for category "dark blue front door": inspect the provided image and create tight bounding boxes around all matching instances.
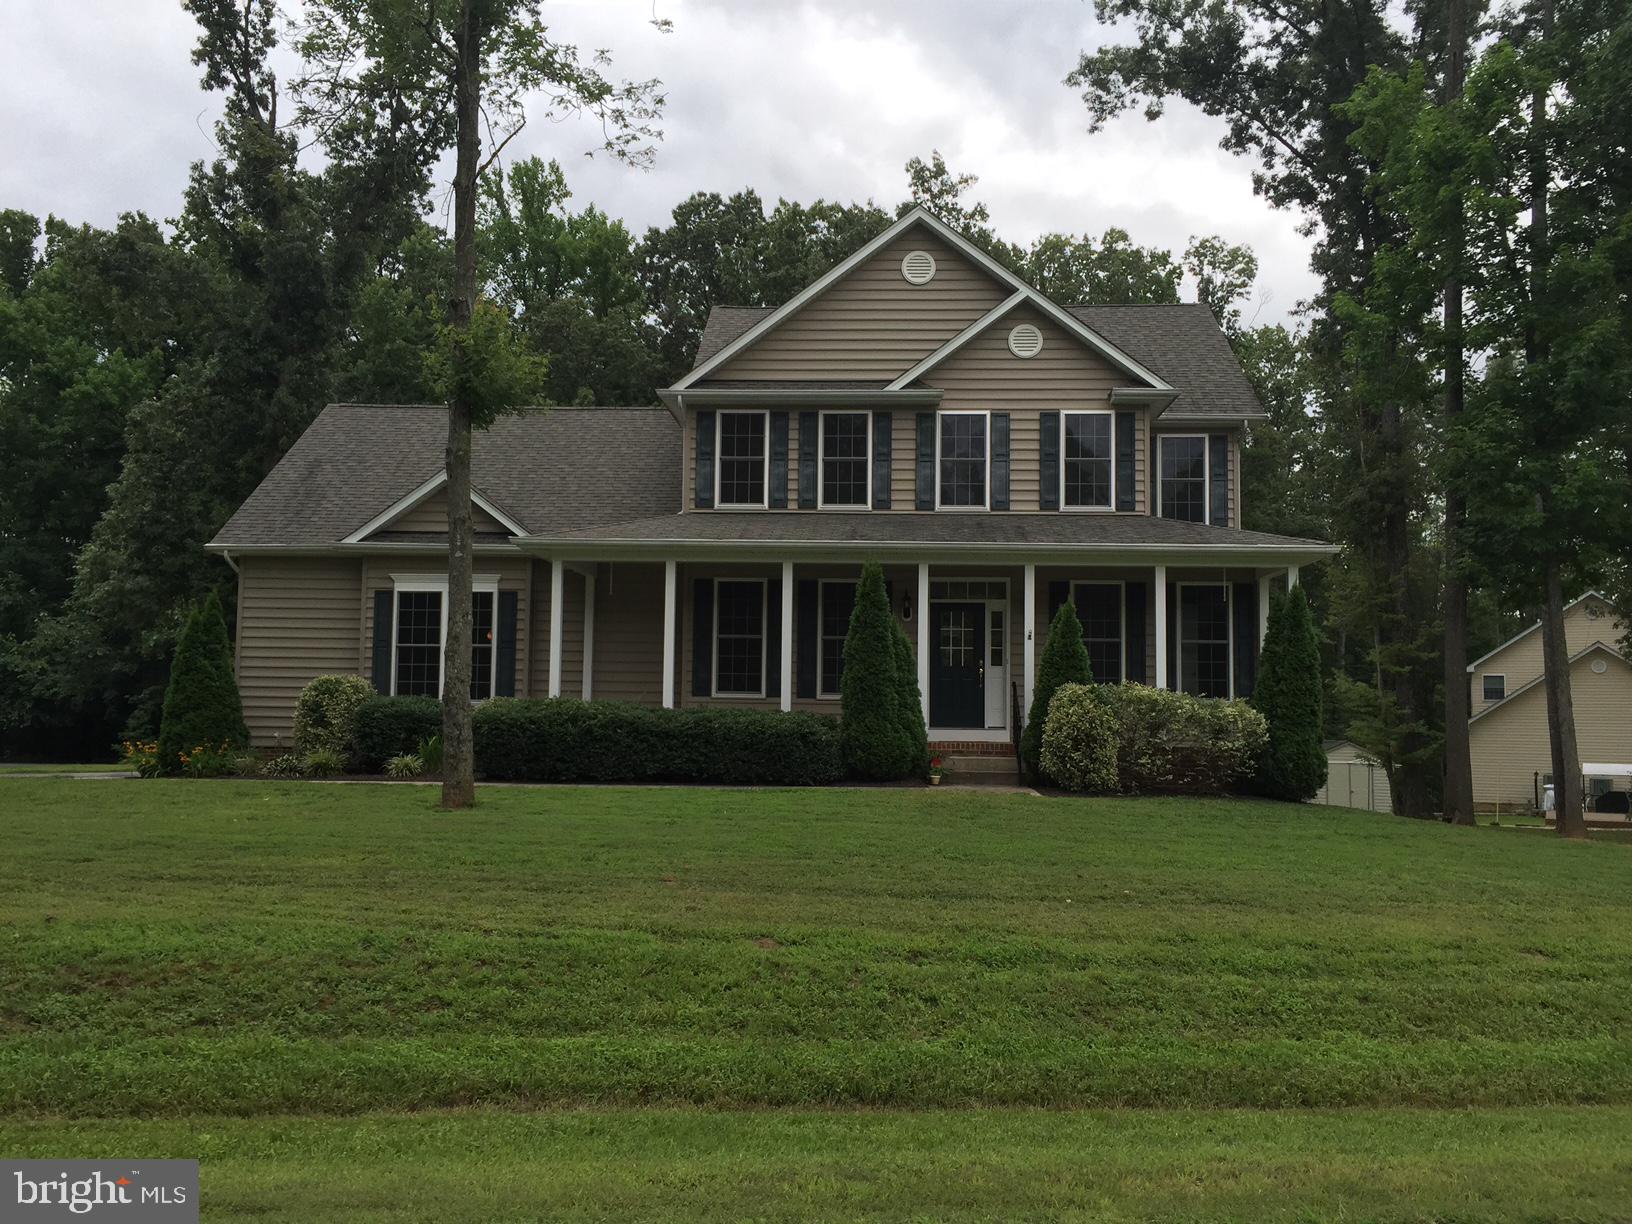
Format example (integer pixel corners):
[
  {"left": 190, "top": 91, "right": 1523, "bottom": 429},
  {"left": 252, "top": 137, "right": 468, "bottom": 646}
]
[{"left": 929, "top": 601, "right": 985, "bottom": 728}]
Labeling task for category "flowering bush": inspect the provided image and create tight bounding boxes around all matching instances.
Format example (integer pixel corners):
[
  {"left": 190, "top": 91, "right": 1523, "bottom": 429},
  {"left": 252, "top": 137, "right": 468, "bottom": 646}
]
[
  {"left": 1097, "top": 685, "right": 1268, "bottom": 794},
  {"left": 120, "top": 739, "right": 162, "bottom": 779},
  {"left": 1040, "top": 683, "right": 1119, "bottom": 792},
  {"left": 177, "top": 740, "right": 248, "bottom": 778}
]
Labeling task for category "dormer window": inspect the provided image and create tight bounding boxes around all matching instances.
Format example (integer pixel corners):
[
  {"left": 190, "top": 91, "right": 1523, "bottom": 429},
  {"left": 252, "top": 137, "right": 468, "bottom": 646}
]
[
  {"left": 1063, "top": 411, "right": 1114, "bottom": 509},
  {"left": 716, "top": 410, "right": 768, "bottom": 508},
  {"left": 937, "top": 411, "right": 989, "bottom": 509},
  {"left": 819, "top": 411, "right": 871, "bottom": 508},
  {"left": 1158, "top": 435, "right": 1208, "bottom": 523}
]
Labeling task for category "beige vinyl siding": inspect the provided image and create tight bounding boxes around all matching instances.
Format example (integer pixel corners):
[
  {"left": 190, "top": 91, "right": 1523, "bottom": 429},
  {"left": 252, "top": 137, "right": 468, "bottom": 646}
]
[
  {"left": 361, "top": 557, "right": 532, "bottom": 700},
  {"left": 711, "top": 233, "right": 1007, "bottom": 382},
  {"left": 235, "top": 556, "right": 364, "bottom": 747},
  {"left": 1470, "top": 596, "right": 1623, "bottom": 713},
  {"left": 587, "top": 562, "right": 667, "bottom": 704},
  {"left": 1470, "top": 649, "right": 1632, "bottom": 809},
  {"left": 1314, "top": 742, "right": 1394, "bottom": 812},
  {"left": 527, "top": 560, "right": 585, "bottom": 698},
  {"left": 377, "top": 489, "right": 509, "bottom": 535}
]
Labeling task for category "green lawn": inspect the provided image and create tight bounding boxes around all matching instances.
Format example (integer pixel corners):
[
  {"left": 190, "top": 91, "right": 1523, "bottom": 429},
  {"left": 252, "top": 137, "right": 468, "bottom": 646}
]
[{"left": 3, "top": 778, "right": 1630, "bottom": 1218}]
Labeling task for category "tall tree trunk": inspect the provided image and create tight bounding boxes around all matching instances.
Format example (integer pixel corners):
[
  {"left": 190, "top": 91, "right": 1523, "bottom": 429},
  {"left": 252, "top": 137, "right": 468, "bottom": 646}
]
[
  {"left": 1540, "top": 548, "right": 1584, "bottom": 836},
  {"left": 1440, "top": 0, "right": 1476, "bottom": 826},
  {"left": 441, "top": 0, "right": 483, "bottom": 810}
]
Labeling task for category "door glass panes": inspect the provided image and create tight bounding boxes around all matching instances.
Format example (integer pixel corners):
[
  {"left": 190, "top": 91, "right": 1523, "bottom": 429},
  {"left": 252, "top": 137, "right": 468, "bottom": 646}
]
[
  {"left": 1160, "top": 436, "right": 1207, "bottom": 523},
  {"left": 989, "top": 609, "right": 1005, "bottom": 667},
  {"left": 819, "top": 582, "right": 857, "bottom": 696},
  {"left": 1179, "top": 584, "right": 1230, "bottom": 698},
  {"left": 715, "top": 580, "right": 765, "bottom": 695},
  {"left": 930, "top": 581, "right": 1006, "bottom": 600},
  {"left": 718, "top": 413, "right": 766, "bottom": 505},
  {"left": 394, "top": 591, "right": 442, "bottom": 697},
  {"left": 938, "top": 414, "right": 987, "bottom": 507},
  {"left": 470, "top": 591, "right": 495, "bottom": 700},
  {"left": 1064, "top": 413, "right": 1113, "bottom": 507},
  {"left": 1073, "top": 583, "right": 1123, "bottom": 684},
  {"left": 821, "top": 413, "right": 869, "bottom": 506},
  {"left": 940, "top": 611, "right": 977, "bottom": 667}
]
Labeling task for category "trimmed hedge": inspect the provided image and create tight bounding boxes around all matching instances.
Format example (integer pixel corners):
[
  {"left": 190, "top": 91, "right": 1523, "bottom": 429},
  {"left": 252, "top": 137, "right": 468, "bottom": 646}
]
[
  {"left": 1098, "top": 685, "right": 1268, "bottom": 795},
  {"left": 354, "top": 696, "right": 443, "bottom": 771},
  {"left": 1040, "top": 683, "right": 1119, "bottom": 792},
  {"left": 473, "top": 699, "right": 843, "bottom": 786}
]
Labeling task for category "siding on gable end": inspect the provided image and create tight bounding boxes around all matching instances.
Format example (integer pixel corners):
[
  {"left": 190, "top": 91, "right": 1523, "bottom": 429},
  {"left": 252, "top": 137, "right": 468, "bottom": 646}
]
[
  {"left": 710, "top": 232, "right": 1009, "bottom": 382},
  {"left": 373, "top": 488, "right": 511, "bottom": 535},
  {"left": 236, "top": 555, "right": 365, "bottom": 747},
  {"left": 1469, "top": 596, "right": 1625, "bottom": 712}
]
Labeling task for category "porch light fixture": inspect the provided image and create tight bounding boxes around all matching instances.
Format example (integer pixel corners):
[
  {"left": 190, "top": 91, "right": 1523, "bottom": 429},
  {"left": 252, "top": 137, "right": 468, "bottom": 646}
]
[{"left": 902, "top": 592, "right": 913, "bottom": 622}]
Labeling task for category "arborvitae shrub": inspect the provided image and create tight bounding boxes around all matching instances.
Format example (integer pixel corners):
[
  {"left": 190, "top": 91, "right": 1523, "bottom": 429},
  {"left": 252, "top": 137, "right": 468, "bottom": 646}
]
[
  {"left": 891, "top": 618, "right": 930, "bottom": 778},
  {"left": 156, "top": 591, "right": 249, "bottom": 774},
  {"left": 840, "top": 561, "right": 917, "bottom": 780},
  {"left": 1251, "top": 584, "right": 1327, "bottom": 801},
  {"left": 1021, "top": 599, "right": 1091, "bottom": 783}
]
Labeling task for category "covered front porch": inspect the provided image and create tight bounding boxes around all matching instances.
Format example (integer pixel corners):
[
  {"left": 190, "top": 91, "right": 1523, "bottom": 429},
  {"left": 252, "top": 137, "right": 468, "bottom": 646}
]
[{"left": 523, "top": 544, "right": 1327, "bottom": 742}]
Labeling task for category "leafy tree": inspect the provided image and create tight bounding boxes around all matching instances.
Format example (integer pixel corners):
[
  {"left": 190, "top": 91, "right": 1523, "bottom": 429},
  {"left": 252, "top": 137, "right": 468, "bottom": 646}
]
[
  {"left": 1184, "top": 235, "right": 1259, "bottom": 332},
  {"left": 156, "top": 591, "right": 248, "bottom": 772},
  {"left": 900, "top": 150, "right": 1023, "bottom": 265},
  {"left": 1023, "top": 228, "right": 1181, "bottom": 304},
  {"left": 295, "top": 0, "right": 664, "bottom": 809},
  {"left": 840, "top": 562, "right": 916, "bottom": 780},
  {"left": 1252, "top": 586, "right": 1327, "bottom": 801},
  {"left": 1021, "top": 601, "right": 1092, "bottom": 784}
]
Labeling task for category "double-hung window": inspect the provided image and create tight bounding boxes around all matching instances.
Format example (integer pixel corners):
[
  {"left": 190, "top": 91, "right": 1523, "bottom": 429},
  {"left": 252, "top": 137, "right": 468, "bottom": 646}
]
[
  {"left": 820, "top": 411, "right": 870, "bottom": 507},
  {"left": 1158, "top": 435, "right": 1208, "bottom": 523},
  {"left": 818, "top": 580, "right": 858, "bottom": 697},
  {"left": 1482, "top": 674, "right": 1505, "bottom": 702},
  {"left": 1177, "top": 584, "right": 1230, "bottom": 699},
  {"left": 713, "top": 579, "right": 766, "bottom": 697},
  {"left": 937, "top": 411, "right": 988, "bottom": 508},
  {"left": 391, "top": 577, "right": 499, "bottom": 700},
  {"left": 1072, "top": 582, "right": 1124, "bottom": 685},
  {"left": 717, "top": 411, "right": 768, "bottom": 507},
  {"left": 1063, "top": 411, "right": 1114, "bottom": 509}
]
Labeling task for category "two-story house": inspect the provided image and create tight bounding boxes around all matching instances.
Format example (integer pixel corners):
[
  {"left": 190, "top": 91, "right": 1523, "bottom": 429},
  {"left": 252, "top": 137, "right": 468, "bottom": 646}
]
[{"left": 209, "top": 206, "right": 1337, "bottom": 761}]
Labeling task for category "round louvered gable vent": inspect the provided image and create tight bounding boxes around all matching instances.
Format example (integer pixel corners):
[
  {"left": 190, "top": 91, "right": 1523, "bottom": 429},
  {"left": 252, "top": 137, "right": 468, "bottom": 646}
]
[
  {"left": 1592, "top": 658, "right": 1609, "bottom": 674},
  {"left": 1008, "top": 323, "right": 1043, "bottom": 358},
  {"left": 901, "top": 250, "right": 936, "bottom": 285}
]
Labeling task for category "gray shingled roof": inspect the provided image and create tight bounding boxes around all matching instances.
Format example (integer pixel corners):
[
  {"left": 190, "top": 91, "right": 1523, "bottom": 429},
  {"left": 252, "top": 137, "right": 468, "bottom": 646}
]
[
  {"left": 691, "top": 302, "right": 1261, "bottom": 418},
  {"left": 210, "top": 404, "right": 680, "bottom": 548},
  {"left": 534, "top": 511, "right": 1329, "bottom": 551}
]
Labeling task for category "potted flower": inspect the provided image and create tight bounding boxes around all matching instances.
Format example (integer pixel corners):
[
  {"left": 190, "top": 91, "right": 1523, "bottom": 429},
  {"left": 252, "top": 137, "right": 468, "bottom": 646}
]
[{"left": 928, "top": 755, "right": 944, "bottom": 785}]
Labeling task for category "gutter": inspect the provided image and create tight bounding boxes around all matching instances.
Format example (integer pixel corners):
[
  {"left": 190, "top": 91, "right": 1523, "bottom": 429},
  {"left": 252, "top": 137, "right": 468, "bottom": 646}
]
[{"left": 657, "top": 387, "right": 944, "bottom": 410}]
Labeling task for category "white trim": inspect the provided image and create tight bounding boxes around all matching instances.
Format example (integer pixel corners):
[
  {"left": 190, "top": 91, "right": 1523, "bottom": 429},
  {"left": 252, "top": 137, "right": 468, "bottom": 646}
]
[
  {"left": 816, "top": 409, "right": 873, "bottom": 510},
  {"left": 714, "top": 409, "right": 771, "bottom": 510},
  {"left": 1258, "top": 573, "right": 1273, "bottom": 646},
  {"left": 816, "top": 578, "right": 859, "bottom": 700},
  {"left": 581, "top": 566, "right": 596, "bottom": 701},
  {"left": 548, "top": 559, "right": 564, "bottom": 699},
  {"left": 670, "top": 207, "right": 1171, "bottom": 392},
  {"left": 779, "top": 561, "right": 794, "bottom": 712},
  {"left": 711, "top": 577, "right": 768, "bottom": 698},
  {"left": 927, "top": 577, "right": 1012, "bottom": 732},
  {"left": 1155, "top": 434, "right": 1210, "bottom": 523},
  {"left": 918, "top": 564, "right": 932, "bottom": 726},
  {"left": 1463, "top": 591, "right": 1618, "bottom": 673},
  {"left": 1060, "top": 410, "right": 1117, "bottom": 512},
  {"left": 1174, "top": 581, "right": 1233, "bottom": 699},
  {"left": 1153, "top": 565, "right": 1168, "bottom": 690},
  {"left": 1069, "top": 579, "right": 1127, "bottom": 684},
  {"left": 344, "top": 471, "right": 529, "bottom": 543},
  {"left": 1022, "top": 563, "right": 1036, "bottom": 722},
  {"left": 887, "top": 292, "right": 1028, "bottom": 389},
  {"left": 661, "top": 560, "right": 677, "bottom": 709},
  {"left": 1481, "top": 673, "right": 1506, "bottom": 703},
  {"left": 934, "top": 410, "right": 991, "bottom": 511},
  {"left": 386, "top": 573, "right": 500, "bottom": 699}
]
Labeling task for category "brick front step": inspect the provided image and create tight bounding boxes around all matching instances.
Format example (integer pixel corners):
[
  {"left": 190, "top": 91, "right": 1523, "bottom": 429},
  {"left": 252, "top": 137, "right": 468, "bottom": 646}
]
[{"left": 929, "top": 741, "right": 1016, "bottom": 757}]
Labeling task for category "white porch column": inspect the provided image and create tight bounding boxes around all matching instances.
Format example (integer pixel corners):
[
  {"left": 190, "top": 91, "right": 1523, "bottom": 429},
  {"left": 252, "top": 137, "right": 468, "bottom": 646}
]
[
  {"left": 580, "top": 566, "right": 596, "bottom": 700},
  {"left": 1022, "top": 562, "right": 1036, "bottom": 719},
  {"left": 916, "top": 563, "right": 931, "bottom": 726},
  {"left": 1154, "top": 564, "right": 1168, "bottom": 690},
  {"left": 548, "top": 558, "right": 564, "bottom": 698},
  {"left": 779, "top": 560, "right": 794, "bottom": 712},
  {"left": 1289, "top": 564, "right": 1300, "bottom": 589},
  {"left": 661, "top": 560, "right": 677, "bottom": 709},
  {"left": 1258, "top": 572, "right": 1272, "bottom": 647}
]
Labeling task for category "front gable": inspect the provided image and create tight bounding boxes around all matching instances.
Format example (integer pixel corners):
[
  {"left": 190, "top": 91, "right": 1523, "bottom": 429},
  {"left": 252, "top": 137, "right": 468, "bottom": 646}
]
[
  {"left": 344, "top": 471, "right": 527, "bottom": 544},
  {"left": 1470, "top": 593, "right": 1626, "bottom": 705},
  {"left": 711, "top": 228, "right": 1010, "bottom": 382}
]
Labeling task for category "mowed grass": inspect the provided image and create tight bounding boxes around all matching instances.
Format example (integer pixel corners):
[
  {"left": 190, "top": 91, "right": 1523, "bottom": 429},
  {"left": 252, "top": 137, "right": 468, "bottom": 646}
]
[
  {"left": 5, "top": 1106, "right": 1631, "bottom": 1222},
  {"left": 2, "top": 779, "right": 1631, "bottom": 1116}
]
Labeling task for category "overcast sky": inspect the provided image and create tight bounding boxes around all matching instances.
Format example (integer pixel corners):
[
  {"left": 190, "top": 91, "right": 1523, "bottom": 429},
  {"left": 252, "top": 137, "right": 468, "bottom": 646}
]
[{"left": 0, "top": 0, "right": 1319, "bottom": 326}]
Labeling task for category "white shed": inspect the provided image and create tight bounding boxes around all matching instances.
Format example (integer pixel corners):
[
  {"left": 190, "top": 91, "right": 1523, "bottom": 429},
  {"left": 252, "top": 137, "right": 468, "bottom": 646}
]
[{"left": 1312, "top": 740, "right": 1394, "bottom": 814}]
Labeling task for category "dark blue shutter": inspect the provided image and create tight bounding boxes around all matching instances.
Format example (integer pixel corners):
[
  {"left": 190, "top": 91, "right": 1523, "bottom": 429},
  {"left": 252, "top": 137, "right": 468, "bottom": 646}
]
[
  {"left": 915, "top": 413, "right": 935, "bottom": 510},
  {"left": 496, "top": 590, "right": 518, "bottom": 697},
  {"left": 1125, "top": 581, "right": 1148, "bottom": 684},
  {"left": 1209, "top": 434, "right": 1229, "bottom": 526},
  {"left": 1040, "top": 411, "right": 1061, "bottom": 510},
  {"left": 1115, "top": 411, "right": 1136, "bottom": 511},
  {"left": 872, "top": 412, "right": 892, "bottom": 509},
  {"left": 371, "top": 589, "right": 393, "bottom": 694},
  {"left": 770, "top": 412, "right": 789, "bottom": 509},
  {"left": 796, "top": 579, "right": 819, "bottom": 699},
  {"left": 798, "top": 412, "right": 818, "bottom": 509},
  {"left": 691, "top": 580, "right": 713, "bottom": 697},
  {"left": 766, "top": 579, "right": 782, "bottom": 698},
  {"left": 694, "top": 411, "right": 716, "bottom": 509},
  {"left": 1232, "top": 581, "right": 1257, "bottom": 697},
  {"left": 991, "top": 412, "right": 1010, "bottom": 510}
]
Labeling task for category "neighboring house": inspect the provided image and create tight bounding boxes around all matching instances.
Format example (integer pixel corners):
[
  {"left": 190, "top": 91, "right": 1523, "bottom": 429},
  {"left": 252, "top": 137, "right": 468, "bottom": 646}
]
[
  {"left": 1313, "top": 740, "right": 1393, "bottom": 814},
  {"left": 208, "top": 206, "right": 1337, "bottom": 752},
  {"left": 1467, "top": 593, "right": 1632, "bottom": 811}
]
